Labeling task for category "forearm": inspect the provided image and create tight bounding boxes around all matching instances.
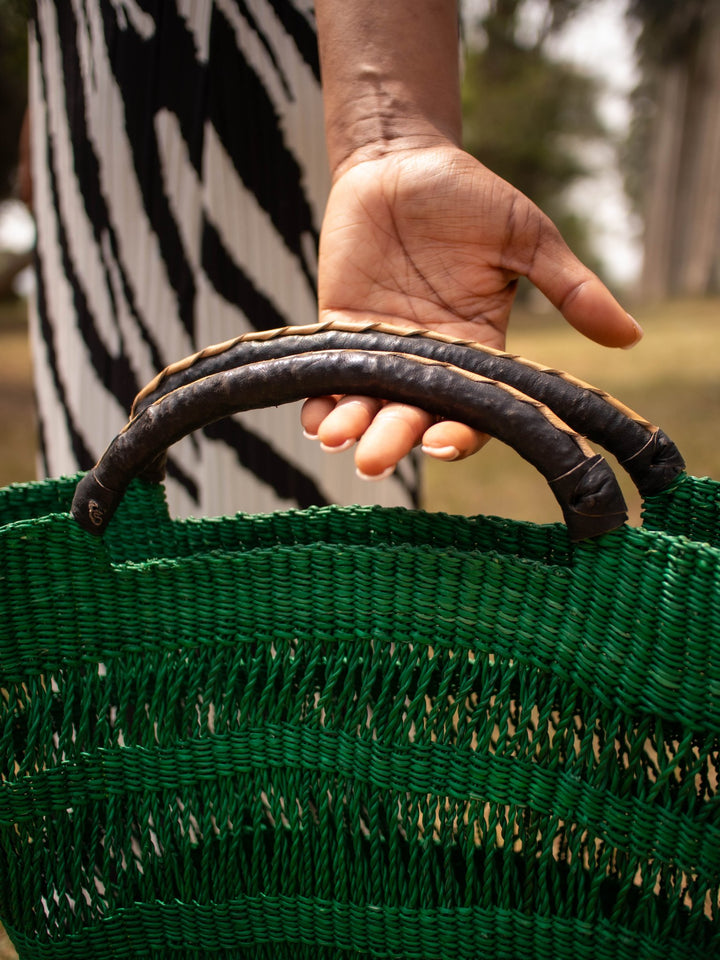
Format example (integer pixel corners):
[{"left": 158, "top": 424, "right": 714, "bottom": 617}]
[{"left": 314, "top": 0, "right": 462, "bottom": 178}]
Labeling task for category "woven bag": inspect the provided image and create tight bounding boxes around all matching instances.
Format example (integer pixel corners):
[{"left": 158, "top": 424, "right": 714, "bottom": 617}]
[{"left": 1, "top": 321, "right": 719, "bottom": 960}]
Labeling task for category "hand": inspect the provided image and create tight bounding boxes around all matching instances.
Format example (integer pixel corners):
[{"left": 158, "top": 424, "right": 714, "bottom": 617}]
[{"left": 301, "top": 142, "right": 642, "bottom": 479}]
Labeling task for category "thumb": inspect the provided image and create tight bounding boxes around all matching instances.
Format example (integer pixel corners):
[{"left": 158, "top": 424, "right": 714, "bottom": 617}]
[{"left": 527, "top": 223, "right": 643, "bottom": 349}]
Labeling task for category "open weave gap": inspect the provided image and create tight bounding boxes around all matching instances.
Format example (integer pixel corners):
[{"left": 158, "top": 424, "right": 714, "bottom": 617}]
[
  {"left": 2, "top": 635, "right": 718, "bottom": 955},
  {"left": 3, "top": 472, "right": 720, "bottom": 957}
]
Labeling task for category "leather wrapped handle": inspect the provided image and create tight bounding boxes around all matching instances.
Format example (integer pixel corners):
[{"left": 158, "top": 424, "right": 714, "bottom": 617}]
[
  {"left": 132, "top": 321, "right": 684, "bottom": 497},
  {"left": 72, "top": 348, "right": 628, "bottom": 541}
]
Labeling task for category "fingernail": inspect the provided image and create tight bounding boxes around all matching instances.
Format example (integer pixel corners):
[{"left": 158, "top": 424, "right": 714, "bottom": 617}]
[
  {"left": 622, "top": 314, "right": 644, "bottom": 350},
  {"left": 356, "top": 466, "right": 395, "bottom": 482},
  {"left": 320, "top": 439, "right": 355, "bottom": 453},
  {"left": 421, "top": 444, "right": 460, "bottom": 462},
  {"left": 303, "top": 429, "right": 318, "bottom": 440}
]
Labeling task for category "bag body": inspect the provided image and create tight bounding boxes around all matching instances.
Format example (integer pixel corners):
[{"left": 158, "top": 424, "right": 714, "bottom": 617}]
[{"left": 1, "top": 323, "right": 719, "bottom": 959}]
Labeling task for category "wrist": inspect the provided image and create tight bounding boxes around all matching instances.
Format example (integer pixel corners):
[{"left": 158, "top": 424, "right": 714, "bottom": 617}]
[
  {"left": 326, "top": 112, "right": 460, "bottom": 182},
  {"left": 316, "top": 1, "right": 462, "bottom": 180}
]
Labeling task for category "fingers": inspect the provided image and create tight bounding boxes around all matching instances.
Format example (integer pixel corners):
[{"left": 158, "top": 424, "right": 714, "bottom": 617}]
[
  {"left": 354, "top": 403, "right": 435, "bottom": 478},
  {"left": 421, "top": 420, "right": 489, "bottom": 461},
  {"left": 302, "top": 396, "right": 487, "bottom": 478},
  {"left": 301, "top": 396, "right": 338, "bottom": 438},
  {"left": 527, "top": 222, "right": 643, "bottom": 349},
  {"left": 303, "top": 395, "right": 384, "bottom": 451}
]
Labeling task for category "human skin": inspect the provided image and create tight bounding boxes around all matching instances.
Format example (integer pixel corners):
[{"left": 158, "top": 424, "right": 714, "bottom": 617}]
[{"left": 303, "top": 0, "right": 642, "bottom": 479}]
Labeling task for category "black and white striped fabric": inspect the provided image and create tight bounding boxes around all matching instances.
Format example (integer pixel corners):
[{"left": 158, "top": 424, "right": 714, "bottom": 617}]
[{"left": 28, "top": 0, "right": 419, "bottom": 517}]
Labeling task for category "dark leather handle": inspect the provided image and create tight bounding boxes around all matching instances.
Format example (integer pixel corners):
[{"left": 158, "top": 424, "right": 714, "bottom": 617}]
[
  {"left": 72, "top": 348, "right": 628, "bottom": 541},
  {"left": 133, "top": 321, "right": 684, "bottom": 497}
]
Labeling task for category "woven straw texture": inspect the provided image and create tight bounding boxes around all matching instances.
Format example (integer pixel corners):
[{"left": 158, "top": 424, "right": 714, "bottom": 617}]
[{"left": 1, "top": 473, "right": 720, "bottom": 959}]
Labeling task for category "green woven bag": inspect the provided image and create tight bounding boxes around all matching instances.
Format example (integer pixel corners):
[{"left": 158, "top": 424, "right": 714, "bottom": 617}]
[{"left": 1, "top": 322, "right": 719, "bottom": 960}]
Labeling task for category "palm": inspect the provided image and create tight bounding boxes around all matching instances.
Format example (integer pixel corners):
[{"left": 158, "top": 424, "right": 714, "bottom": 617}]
[
  {"left": 318, "top": 145, "right": 552, "bottom": 348},
  {"left": 307, "top": 142, "right": 638, "bottom": 475}
]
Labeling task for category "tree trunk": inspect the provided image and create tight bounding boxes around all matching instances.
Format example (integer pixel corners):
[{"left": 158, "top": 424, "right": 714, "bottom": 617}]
[
  {"left": 640, "top": 5, "right": 720, "bottom": 298},
  {"left": 639, "top": 64, "right": 687, "bottom": 299},
  {"left": 673, "top": 5, "right": 720, "bottom": 295}
]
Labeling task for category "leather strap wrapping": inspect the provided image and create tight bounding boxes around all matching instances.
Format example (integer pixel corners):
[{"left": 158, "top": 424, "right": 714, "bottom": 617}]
[
  {"left": 72, "top": 349, "right": 627, "bottom": 541},
  {"left": 133, "top": 321, "right": 684, "bottom": 497}
]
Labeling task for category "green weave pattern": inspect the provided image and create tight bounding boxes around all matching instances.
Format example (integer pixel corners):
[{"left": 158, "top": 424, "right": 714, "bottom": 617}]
[
  {"left": 642, "top": 474, "right": 720, "bottom": 546},
  {"left": 1, "top": 476, "right": 720, "bottom": 959}
]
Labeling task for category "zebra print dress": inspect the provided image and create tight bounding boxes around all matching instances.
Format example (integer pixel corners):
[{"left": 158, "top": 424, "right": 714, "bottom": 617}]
[{"left": 28, "top": 0, "right": 419, "bottom": 518}]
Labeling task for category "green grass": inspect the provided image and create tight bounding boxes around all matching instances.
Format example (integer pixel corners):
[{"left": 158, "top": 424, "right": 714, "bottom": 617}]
[{"left": 1, "top": 295, "right": 718, "bottom": 526}]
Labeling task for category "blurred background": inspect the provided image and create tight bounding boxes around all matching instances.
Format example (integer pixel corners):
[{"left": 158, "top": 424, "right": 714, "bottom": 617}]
[{"left": 0, "top": 0, "right": 718, "bottom": 525}]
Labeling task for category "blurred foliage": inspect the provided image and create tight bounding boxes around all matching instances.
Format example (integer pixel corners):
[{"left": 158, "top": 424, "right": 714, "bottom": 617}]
[
  {"left": 0, "top": 0, "right": 29, "bottom": 200},
  {"left": 466, "top": 0, "right": 587, "bottom": 49},
  {"left": 627, "top": 0, "right": 712, "bottom": 64},
  {"left": 461, "top": 0, "right": 608, "bottom": 279}
]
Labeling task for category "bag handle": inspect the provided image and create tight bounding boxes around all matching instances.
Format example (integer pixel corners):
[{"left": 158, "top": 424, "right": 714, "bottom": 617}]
[
  {"left": 72, "top": 346, "right": 627, "bottom": 542},
  {"left": 132, "top": 320, "right": 685, "bottom": 497}
]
